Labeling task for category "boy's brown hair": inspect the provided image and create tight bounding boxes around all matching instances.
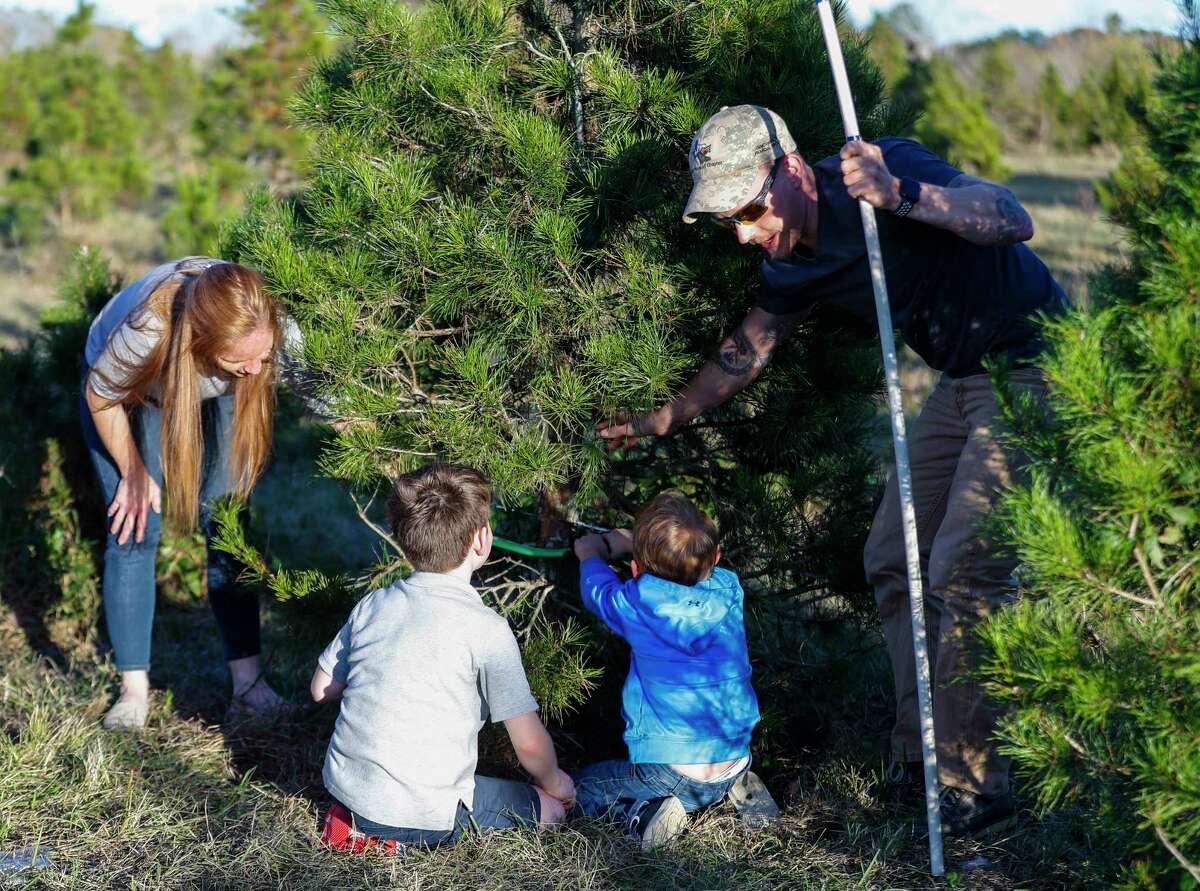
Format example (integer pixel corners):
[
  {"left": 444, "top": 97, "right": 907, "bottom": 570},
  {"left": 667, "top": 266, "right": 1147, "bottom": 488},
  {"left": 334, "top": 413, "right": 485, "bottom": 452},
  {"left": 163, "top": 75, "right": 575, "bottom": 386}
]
[
  {"left": 387, "top": 463, "right": 492, "bottom": 573},
  {"left": 633, "top": 491, "right": 719, "bottom": 586}
]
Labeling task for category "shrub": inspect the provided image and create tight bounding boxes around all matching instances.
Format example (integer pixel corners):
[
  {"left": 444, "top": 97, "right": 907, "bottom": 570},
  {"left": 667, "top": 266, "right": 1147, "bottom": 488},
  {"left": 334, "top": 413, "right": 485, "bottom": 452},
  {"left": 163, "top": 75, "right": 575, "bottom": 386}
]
[{"left": 980, "top": 9, "right": 1200, "bottom": 884}]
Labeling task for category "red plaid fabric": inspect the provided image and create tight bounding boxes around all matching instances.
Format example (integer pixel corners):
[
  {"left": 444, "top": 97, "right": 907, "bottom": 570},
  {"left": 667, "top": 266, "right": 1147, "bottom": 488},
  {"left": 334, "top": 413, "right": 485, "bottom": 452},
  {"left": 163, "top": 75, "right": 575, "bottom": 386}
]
[{"left": 320, "top": 802, "right": 398, "bottom": 856}]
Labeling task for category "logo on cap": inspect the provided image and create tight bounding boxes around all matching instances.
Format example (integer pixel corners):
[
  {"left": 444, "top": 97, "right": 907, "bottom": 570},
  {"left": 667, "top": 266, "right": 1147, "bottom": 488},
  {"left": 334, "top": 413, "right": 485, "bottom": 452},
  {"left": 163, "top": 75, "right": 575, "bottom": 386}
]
[{"left": 693, "top": 142, "right": 712, "bottom": 165}]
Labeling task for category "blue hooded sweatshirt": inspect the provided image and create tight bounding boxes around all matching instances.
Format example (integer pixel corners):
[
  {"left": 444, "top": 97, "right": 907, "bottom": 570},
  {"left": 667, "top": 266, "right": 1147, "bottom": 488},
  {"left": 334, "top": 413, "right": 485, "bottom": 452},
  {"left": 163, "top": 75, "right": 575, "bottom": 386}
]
[{"left": 578, "top": 557, "right": 760, "bottom": 765}]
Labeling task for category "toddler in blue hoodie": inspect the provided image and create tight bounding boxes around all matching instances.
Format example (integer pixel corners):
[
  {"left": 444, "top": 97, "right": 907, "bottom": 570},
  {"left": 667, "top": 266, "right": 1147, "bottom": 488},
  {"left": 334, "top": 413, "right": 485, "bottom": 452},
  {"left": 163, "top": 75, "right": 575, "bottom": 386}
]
[{"left": 571, "top": 491, "right": 760, "bottom": 850}]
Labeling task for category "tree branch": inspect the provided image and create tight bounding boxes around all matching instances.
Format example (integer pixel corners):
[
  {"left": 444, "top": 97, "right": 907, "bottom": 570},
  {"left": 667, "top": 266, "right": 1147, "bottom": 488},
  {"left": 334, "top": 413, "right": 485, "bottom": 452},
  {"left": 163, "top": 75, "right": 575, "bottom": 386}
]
[
  {"left": 1083, "top": 570, "right": 1158, "bottom": 609},
  {"left": 554, "top": 27, "right": 584, "bottom": 151},
  {"left": 350, "top": 488, "right": 406, "bottom": 559},
  {"left": 1155, "top": 823, "right": 1200, "bottom": 883},
  {"left": 1128, "top": 512, "right": 1162, "bottom": 604},
  {"left": 1161, "top": 554, "right": 1200, "bottom": 600}
]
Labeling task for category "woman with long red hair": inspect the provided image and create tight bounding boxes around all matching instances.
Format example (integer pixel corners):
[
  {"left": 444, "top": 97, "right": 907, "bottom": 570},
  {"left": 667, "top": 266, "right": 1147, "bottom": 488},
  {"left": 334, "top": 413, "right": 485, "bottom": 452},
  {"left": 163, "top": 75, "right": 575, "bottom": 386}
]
[{"left": 83, "top": 256, "right": 292, "bottom": 730}]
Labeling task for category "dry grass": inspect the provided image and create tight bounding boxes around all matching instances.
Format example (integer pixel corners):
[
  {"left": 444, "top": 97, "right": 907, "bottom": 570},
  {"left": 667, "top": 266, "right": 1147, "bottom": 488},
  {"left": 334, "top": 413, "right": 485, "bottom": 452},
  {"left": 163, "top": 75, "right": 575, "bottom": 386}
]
[
  {"left": 0, "top": 208, "right": 167, "bottom": 349},
  {"left": 1006, "top": 151, "right": 1125, "bottom": 309},
  {"left": 0, "top": 587, "right": 1116, "bottom": 891}
]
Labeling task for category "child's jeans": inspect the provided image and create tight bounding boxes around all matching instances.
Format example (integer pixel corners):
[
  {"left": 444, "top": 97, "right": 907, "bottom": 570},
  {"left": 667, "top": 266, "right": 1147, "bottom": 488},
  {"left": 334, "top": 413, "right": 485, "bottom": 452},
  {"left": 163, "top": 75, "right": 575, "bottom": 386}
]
[
  {"left": 347, "top": 776, "right": 540, "bottom": 848},
  {"left": 80, "top": 385, "right": 261, "bottom": 671},
  {"left": 572, "top": 759, "right": 747, "bottom": 825}
]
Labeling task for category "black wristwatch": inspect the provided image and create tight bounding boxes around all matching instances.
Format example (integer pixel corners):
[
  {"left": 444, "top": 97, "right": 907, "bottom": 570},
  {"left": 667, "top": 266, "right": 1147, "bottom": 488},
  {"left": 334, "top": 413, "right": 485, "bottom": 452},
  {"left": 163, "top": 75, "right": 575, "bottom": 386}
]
[{"left": 893, "top": 176, "right": 921, "bottom": 218}]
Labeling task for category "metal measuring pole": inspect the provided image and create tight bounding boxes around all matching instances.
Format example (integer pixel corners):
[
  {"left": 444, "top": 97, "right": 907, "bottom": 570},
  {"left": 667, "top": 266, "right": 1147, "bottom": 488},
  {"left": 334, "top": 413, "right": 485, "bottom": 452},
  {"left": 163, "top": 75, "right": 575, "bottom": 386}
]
[{"left": 814, "top": 0, "right": 944, "bottom": 875}]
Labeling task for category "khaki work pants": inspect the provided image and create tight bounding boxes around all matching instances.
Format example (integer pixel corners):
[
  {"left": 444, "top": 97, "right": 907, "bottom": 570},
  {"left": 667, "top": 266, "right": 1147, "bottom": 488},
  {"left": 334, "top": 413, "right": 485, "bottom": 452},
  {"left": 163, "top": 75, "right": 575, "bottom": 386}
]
[{"left": 864, "top": 368, "right": 1045, "bottom": 798}]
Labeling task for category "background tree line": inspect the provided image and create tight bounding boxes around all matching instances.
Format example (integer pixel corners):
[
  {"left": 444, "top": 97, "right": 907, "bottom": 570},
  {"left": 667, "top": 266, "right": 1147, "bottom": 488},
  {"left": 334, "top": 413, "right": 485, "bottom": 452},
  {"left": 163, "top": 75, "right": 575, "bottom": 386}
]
[
  {"left": 867, "top": 5, "right": 1166, "bottom": 181},
  {"left": 0, "top": 0, "right": 329, "bottom": 253},
  {"left": 0, "top": 0, "right": 1168, "bottom": 259}
]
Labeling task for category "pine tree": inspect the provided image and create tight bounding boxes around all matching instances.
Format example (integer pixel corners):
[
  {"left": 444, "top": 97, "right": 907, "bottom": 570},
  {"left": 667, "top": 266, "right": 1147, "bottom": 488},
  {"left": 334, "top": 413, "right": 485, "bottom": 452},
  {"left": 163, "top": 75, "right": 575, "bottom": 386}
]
[
  {"left": 976, "top": 39, "right": 1029, "bottom": 145},
  {"left": 116, "top": 33, "right": 202, "bottom": 167},
  {"left": 196, "top": 0, "right": 330, "bottom": 187},
  {"left": 1093, "top": 55, "right": 1152, "bottom": 145},
  {"left": 980, "top": 9, "right": 1200, "bottom": 884},
  {"left": 161, "top": 171, "right": 226, "bottom": 257},
  {"left": 1034, "top": 62, "right": 1072, "bottom": 148},
  {"left": 221, "top": 0, "right": 909, "bottom": 709},
  {"left": 0, "top": 1, "right": 147, "bottom": 240},
  {"left": 913, "top": 56, "right": 1008, "bottom": 180}
]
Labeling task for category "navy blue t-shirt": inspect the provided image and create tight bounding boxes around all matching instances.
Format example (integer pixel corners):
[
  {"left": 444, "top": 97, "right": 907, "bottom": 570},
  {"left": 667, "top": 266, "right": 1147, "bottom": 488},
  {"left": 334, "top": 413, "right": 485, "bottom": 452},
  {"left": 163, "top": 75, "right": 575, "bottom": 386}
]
[{"left": 757, "top": 138, "right": 1070, "bottom": 378}]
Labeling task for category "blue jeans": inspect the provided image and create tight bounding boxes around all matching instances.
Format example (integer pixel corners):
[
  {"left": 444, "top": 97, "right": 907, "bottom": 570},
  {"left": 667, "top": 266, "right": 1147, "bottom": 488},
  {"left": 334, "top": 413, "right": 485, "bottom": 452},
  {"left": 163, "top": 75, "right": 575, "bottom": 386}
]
[
  {"left": 80, "top": 388, "right": 261, "bottom": 671},
  {"left": 350, "top": 776, "right": 540, "bottom": 848},
  {"left": 571, "top": 759, "right": 746, "bottom": 826}
]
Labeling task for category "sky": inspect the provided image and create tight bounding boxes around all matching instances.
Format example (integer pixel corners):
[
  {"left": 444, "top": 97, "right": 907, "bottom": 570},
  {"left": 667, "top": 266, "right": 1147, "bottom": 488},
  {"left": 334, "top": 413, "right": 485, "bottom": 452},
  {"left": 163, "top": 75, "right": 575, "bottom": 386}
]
[
  {"left": 843, "top": 0, "right": 1181, "bottom": 45},
  {"left": 1, "top": 0, "right": 1185, "bottom": 50}
]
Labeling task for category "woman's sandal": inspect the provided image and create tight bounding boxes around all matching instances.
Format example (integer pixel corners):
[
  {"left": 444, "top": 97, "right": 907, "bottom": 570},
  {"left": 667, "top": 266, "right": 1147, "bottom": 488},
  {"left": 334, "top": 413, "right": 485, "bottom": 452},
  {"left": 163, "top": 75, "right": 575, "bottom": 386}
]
[{"left": 225, "top": 671, "right": 298, "bottom": 723}]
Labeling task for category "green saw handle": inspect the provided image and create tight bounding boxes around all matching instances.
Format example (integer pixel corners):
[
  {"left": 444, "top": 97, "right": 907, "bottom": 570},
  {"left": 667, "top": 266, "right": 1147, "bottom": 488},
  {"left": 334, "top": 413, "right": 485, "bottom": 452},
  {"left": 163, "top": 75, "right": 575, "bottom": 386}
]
[{"left": 491, "top": 535, "right": 570, "bottom": 559}]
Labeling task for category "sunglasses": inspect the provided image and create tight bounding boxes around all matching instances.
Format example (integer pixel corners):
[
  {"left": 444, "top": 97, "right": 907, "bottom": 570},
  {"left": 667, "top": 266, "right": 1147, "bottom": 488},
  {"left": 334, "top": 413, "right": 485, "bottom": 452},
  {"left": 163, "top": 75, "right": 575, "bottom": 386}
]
[{"left": 710, "top": 163, "right": 777, "bottom": 229}]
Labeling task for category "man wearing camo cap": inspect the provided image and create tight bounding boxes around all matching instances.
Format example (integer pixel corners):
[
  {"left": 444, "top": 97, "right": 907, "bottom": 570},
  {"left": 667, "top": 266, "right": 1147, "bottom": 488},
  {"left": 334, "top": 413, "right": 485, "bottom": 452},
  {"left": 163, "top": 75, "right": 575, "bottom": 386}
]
[{"left": 599, "top": 104, "right": 1069, "bottom": 839}]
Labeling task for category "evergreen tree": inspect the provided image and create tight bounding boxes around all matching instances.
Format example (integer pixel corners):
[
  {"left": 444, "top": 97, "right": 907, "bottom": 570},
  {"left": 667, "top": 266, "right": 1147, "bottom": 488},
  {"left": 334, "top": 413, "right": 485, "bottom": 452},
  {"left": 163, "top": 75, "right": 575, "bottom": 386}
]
[
  {"left": 117, "top": 33, "right": 202, "bottom": 166},
  {"left": 976, "top": 39, "right": 1029, "bottom": 145},
  {"left": 980, "top": 9, "right": 1200, "bottom": 884},
  {"left": 161, "top": 171, "right": 227, "bottom": 257},
  {"left": 1034, "top": 62, "right": 1072, "bottom": 148},
  {"left": 0, "top": 1, "right": 147, "bottom": 240},
  {"left": 221, "top": 0, "right": 910, "bottom": 706},
  {"left": 1094, "top": 55, "right": 1152, "bottom": 145},
  {"left": 913, "top": 56, "right": 1008, "bottom": 180},
  {"left": 196, "top": 0, "right": 330, "bottom": 187}
]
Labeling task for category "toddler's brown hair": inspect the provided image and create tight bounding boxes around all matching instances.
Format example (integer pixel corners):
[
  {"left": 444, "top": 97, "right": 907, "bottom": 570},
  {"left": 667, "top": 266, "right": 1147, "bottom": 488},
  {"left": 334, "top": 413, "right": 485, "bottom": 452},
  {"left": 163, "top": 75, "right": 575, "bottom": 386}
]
[{"left": 633, "top": 491, "right": 719, "bottom": 586}]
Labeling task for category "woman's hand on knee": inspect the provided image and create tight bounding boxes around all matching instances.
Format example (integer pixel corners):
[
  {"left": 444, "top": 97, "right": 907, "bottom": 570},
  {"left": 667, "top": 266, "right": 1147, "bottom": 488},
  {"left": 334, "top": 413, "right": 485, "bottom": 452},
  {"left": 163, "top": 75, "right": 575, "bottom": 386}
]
[{"left": 109, "top": 461, "right": 162, "bottom": 545}]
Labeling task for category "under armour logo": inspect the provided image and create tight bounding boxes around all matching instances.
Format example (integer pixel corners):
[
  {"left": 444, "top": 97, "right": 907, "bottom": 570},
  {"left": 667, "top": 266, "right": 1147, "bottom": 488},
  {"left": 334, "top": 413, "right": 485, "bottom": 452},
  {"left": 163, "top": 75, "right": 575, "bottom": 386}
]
[{"left": 693, "top": 143, "right": 712, "bottom": 164}]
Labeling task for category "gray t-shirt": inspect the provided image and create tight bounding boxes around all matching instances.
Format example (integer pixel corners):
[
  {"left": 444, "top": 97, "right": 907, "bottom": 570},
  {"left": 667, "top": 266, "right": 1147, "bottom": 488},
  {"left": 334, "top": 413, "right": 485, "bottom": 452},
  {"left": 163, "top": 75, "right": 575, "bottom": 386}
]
[
  {"left": 85, "top": 257, "right": 230, "bottom": 402},
  {"left": 84, "top": 256, "right": 326, "bottom": 415},
  {"left": 318, "top": 572, "right": 539, "bottom": 830}
]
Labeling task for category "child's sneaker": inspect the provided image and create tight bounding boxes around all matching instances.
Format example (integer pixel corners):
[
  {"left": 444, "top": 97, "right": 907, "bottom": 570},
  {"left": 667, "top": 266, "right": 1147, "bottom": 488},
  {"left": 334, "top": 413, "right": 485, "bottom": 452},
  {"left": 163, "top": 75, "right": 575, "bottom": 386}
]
[
  {"left": 627, "top": 796, "right": 687, "bottom": 851},
  {"left": 321, "top": 802, "right": 398, "bottom": 855}
]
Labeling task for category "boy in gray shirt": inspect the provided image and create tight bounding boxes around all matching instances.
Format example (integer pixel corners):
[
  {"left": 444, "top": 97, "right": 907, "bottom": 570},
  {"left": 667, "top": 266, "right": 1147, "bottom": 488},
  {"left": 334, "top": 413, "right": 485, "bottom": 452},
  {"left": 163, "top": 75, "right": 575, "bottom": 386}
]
[{"left": 311, "top": 463, "right": 575, "bottom": 848}]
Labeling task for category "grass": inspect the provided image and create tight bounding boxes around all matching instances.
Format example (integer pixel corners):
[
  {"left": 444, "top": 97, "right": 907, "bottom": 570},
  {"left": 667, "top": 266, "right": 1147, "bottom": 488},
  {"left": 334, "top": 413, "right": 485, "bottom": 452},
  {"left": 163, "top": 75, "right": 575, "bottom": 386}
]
[
  {"left": 0, "top": 555, "right": 1118, "bottom": 890},
  {"left": 0, "top": 208, "right": 167, "bottom": 350},
  {"left": 0, "top": 629, "right": 1105, "bottom": 891}
]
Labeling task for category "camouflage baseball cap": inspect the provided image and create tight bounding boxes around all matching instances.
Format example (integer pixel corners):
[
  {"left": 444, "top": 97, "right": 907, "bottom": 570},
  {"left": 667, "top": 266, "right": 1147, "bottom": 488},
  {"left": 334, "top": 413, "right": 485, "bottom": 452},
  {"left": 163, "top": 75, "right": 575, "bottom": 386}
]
[{"left": 682, "top": 104, "right": 797, "bottom": 224}]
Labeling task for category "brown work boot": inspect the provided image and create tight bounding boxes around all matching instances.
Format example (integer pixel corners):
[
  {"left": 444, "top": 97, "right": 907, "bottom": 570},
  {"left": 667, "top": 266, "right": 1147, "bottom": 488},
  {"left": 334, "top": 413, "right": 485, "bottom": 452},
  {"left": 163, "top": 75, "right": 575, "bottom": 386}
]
[{"left": 939, "top": 785, "right": 1017, "bottom": 838}]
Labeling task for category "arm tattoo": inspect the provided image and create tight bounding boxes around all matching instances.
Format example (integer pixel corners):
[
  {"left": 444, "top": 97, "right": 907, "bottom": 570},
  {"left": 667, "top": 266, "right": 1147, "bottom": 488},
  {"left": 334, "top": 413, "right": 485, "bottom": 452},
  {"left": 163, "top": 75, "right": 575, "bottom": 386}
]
[
  {"left": 716, "top": 327, "right": 762, "bottom": 377},
  {"left": 995, "top": 191, "right": 1030, "bottom": 240},
  {"left": 947, "top": 174, "right": 1032, "bottom": 244},
  {"left": 715, "top": 322, "right": 788, "bottom": 378}
]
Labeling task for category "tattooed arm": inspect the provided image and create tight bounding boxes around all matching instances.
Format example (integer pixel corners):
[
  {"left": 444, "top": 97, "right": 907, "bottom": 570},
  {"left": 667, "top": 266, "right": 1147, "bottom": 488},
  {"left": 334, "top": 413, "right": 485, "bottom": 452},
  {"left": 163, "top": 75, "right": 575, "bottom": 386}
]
[
  {"left": 899, "top": 172, "right": 1035, "bottom": 246},
  {"left": 597, "top": 307, "right": 806, "bottom": 448},
  {"left": 838, "top": 142, "right": 1033, "bottom": 246}
]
